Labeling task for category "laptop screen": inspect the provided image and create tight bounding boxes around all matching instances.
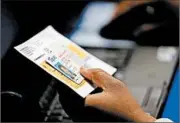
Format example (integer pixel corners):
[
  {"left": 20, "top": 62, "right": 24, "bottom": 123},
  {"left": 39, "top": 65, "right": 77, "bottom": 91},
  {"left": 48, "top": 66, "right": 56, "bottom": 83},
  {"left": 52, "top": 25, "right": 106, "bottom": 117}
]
[{"left": 158, "top": 60, "right": 179, "bottom": 122}]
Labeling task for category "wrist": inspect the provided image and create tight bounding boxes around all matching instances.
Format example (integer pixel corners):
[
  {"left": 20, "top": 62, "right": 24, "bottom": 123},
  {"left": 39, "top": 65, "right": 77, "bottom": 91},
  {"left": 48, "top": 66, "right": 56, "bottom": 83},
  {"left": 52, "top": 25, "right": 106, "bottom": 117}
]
[
  {"left": 116, "top": 101, "right": 156, "bottom": 122},
  {"left": 133, "top": 109, "right": 156, "bottom": 122}
]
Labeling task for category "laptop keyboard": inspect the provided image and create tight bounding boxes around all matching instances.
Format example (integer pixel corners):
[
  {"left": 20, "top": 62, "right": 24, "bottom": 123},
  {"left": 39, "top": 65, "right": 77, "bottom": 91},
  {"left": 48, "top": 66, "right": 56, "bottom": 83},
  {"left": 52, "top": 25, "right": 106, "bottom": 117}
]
[{"left": 85, "top": 48, "right": 134, "bottom": 80}]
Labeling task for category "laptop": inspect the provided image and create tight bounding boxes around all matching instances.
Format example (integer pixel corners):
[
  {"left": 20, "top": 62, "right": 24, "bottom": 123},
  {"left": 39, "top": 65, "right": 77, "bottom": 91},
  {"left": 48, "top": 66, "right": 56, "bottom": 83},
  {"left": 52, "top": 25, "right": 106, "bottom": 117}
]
[
  {"left": 42, "top": 1, "right": 178, "bottom": 121},
  {"left": 68, "top": 1, "right": 178, "bottom": 117},
  {"left": 157, "top": 60, "right": 179, "bottom": 122}
]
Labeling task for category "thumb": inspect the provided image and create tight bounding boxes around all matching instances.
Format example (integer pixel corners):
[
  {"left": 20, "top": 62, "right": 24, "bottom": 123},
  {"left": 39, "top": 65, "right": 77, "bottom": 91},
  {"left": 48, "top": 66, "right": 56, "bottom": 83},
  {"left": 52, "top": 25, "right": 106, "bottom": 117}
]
[{"left": 80, "top": 68, "right": 110, "bottom": 89}]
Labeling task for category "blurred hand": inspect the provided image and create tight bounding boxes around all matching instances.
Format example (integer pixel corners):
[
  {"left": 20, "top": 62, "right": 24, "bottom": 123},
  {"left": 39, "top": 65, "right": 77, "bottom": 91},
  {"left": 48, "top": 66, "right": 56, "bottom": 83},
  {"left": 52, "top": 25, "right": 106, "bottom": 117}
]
[
  {"left": 80, "top": 68, "right": 156, "bottom": 122},
  {"left": 112, "top": 0, "right": 153, "bottom": 19},
  {"left": 167, "top": 0, "right": 179, "bottom": 8}
]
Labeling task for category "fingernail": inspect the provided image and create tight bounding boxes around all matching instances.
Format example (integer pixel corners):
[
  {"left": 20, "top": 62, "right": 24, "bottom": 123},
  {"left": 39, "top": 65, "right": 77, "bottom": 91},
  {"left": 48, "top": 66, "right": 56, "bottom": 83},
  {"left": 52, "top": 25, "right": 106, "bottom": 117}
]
[{"left": 80, "top": 67, "right": 87, "bottom": 72}]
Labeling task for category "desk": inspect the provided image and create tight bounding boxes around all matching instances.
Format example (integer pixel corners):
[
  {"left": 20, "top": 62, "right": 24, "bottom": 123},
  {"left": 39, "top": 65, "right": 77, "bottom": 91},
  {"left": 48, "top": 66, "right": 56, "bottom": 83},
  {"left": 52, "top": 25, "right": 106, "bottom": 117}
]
[{"left": 162, "top": 69, "right": 179, "bottom": 122}]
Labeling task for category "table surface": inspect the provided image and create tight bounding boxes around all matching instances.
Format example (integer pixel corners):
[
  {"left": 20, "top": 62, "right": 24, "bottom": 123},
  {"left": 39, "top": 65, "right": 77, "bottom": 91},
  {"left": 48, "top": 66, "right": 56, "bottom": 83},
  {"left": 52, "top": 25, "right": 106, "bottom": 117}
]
[{"left": 162, "top": 69, "right": 179, "bottom": 122}]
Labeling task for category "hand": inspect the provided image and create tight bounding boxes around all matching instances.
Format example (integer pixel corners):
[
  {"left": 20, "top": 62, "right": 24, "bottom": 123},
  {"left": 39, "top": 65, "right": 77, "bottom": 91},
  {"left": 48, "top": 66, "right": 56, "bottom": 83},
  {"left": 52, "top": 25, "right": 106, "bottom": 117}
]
[
  {"left": 167, "top": 0, "right": 179, "bottom": 8},
  {"left": 80, "top": 68, "right": 156, "bottom": 122},
  {"left": 112, "top": 0, "right": 153, "bottom": 19}
]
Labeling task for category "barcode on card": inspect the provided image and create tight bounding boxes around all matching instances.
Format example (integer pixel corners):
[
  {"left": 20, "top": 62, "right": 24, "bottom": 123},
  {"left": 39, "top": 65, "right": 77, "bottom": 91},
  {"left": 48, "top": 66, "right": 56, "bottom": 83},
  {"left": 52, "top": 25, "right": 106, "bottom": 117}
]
[{"left": 20, "top": 46, "right": 35, "bottom": 57}]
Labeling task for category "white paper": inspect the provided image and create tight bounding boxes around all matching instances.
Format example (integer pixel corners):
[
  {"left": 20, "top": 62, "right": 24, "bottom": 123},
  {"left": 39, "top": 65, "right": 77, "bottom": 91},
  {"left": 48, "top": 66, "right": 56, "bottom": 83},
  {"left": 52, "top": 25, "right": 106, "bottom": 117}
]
[
  {"left": 14, "top": 26, "right": 117, "bottom": 98},
  {"left": 157, "top": 47, "right": 177, "bottom": 62}
]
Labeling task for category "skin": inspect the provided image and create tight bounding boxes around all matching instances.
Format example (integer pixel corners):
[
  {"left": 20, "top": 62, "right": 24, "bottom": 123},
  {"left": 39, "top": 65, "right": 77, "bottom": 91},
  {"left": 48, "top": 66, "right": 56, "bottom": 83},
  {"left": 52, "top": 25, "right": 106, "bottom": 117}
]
[
  {"left": 167, "top": 0, "right": 179, "bottom": 8},
  {"left": 113, "top": 0, "right": 179, "bottom": 19},
  {"left": 112, "top": 0, "right": 153, "bottom": 19},
  {"left": 80, "top": 68, "right": 156, "bottom": 122}
]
